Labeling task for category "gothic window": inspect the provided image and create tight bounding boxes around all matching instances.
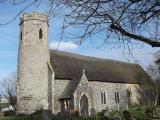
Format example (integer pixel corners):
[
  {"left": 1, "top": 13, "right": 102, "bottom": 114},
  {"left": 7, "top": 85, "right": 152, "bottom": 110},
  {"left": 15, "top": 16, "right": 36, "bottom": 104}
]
[
  {"left": 39, "top": 28, "right": 43, "bottom": 39},
  {"left": 101, "top": 91, "right": 106, "bottom": 104},
  {"left": 115, "top": 91, "right": 120, "bottom": 104},
  {"left": 103, "top": 92, "right": 106, "bottom": 104},
  {"left": 101, "top": 92, "right": 103, "bottom": 104}
]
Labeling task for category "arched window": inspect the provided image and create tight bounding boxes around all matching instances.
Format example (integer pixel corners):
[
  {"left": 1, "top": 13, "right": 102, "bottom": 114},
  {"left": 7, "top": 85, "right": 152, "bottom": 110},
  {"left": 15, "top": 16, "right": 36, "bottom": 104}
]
[
  {"left": 39, "top": 28, "right": 43, "bottom": 39},
  {"left": 20, "top": 31, "right": 22, "bottom": 40},
  {"left": 101, "top": 91, "right": 106, "bottom": 104},
  {"left": 103, "top": 92, "right": 106, "bottom": 104},
  {"left": 115, "top": 91, "right": 120, "bottom": 104},
  {"left": 101, "top": 92, "right": 103, "bottom": 104}
]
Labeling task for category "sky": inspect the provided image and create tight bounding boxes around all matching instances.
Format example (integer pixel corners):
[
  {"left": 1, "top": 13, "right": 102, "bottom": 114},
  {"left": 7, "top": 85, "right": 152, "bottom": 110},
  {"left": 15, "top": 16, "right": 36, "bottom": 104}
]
[{"left": 0, "top": 1, "right": 159, "bottom": 81}]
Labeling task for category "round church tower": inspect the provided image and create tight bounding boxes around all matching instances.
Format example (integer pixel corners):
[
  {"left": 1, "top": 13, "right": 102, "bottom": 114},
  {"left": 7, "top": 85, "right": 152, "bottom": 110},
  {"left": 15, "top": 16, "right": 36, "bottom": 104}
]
[{"left": 17, "top": 12, "right": 50, "bottom": 114}]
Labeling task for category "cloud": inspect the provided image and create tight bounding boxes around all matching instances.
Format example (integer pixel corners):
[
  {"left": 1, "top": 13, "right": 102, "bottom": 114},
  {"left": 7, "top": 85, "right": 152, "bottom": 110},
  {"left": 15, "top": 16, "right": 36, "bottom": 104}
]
[{"left": 49, "top": 41, "right": 78, "bottom": 51}]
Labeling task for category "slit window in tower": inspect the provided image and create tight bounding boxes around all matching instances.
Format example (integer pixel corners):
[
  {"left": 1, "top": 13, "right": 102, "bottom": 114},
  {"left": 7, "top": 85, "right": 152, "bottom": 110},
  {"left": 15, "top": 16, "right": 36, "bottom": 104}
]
[
  {"left": 20, "top": 32, "right": 22, "bottom": 40},
  {"left": 39, "top": 28, "right": 43, "bottom": 39}
]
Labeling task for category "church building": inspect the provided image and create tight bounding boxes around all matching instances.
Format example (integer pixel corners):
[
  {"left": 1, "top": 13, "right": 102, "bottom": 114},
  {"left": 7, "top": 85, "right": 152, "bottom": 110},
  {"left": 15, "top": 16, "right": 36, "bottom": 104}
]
[{"left": 16, "top": 12, "right": 149, "bottom": 116}]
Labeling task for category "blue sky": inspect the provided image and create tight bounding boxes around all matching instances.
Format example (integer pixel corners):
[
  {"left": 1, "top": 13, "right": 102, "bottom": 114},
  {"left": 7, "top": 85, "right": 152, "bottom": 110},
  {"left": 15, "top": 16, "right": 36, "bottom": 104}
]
[{"left": 0, "top": 1, "right": 159, "bottom": 80}]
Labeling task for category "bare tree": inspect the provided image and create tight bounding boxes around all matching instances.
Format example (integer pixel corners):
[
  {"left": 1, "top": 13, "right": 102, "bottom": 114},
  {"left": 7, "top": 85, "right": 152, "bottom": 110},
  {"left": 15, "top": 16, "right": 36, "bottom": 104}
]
[
  {"left": 0, "top": 72, "right": 17, "bottom": 109},
  {"left": 0, "top": 0, "right": 160, "bottom": 47},
  {"left": 52, "top": 0, "right": 160, "bottom": 47},
  {"left": 146, "top": 63, "right": 160, "bottom": 106},
  {"left": 146, "top": 63, "right": 159, "bottom": 80}
]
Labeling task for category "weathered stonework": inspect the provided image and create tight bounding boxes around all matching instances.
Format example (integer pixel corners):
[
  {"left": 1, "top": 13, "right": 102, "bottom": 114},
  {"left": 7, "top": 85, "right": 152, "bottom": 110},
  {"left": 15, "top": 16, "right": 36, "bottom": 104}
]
[
  {"left": 89, "top": 82, "right": 141, "bottom": 112},
  {"left": 53, "top": 79, "right": 70, "bottom": 113},
  {"left": 51, "top": 71, "right": 142, "bottom": 115},
  {"left": 17, "top": 13, "right": 49, "bottom": 114},
  {"left": 74, "top": 70, "right": 94, "bottom": 115}
]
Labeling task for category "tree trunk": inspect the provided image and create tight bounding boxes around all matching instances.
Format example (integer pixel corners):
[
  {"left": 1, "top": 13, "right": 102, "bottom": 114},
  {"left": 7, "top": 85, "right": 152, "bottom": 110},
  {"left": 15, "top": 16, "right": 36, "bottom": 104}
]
[{"left": 155, "top": 85, "right": 158, "bottom": 106}]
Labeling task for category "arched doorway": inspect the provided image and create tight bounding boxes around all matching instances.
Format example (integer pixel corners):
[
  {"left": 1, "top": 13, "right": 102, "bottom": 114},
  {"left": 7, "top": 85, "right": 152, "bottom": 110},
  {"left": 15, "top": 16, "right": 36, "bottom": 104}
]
[{"left": 80, "top": 94, "right": 89, "bottom": 116}]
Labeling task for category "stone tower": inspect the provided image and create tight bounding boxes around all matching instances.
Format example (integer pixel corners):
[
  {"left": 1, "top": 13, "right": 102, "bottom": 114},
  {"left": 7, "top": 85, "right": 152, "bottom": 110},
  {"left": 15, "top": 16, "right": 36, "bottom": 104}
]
[{"left": 17, "top": 13, "right": 50, "bottom": 114}]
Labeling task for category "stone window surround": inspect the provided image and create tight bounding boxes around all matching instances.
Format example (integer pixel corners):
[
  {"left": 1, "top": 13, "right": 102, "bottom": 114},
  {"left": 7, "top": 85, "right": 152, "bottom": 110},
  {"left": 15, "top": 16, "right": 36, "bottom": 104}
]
[
  {"left": 101, "top": 90, "right": 106, "bottom": 104},
  {"left": 115, "top": 91, "right": 120, "bottom": 104}
]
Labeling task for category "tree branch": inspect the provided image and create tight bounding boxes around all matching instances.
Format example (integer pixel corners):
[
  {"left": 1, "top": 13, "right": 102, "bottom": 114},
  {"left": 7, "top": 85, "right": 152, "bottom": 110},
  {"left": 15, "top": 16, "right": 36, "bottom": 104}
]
[{"left": 110, "top": 24, "right": 160, "bottom": 47}]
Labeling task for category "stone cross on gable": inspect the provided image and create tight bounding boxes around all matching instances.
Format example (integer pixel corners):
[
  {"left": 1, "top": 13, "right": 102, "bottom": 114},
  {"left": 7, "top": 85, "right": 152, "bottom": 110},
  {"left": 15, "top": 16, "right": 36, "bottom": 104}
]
[
  {"left": 81, "top": 69, "right": 88, "bottom": 85},
  {"left": 83, "top": 69, "right": 86, "bottom": 74}
]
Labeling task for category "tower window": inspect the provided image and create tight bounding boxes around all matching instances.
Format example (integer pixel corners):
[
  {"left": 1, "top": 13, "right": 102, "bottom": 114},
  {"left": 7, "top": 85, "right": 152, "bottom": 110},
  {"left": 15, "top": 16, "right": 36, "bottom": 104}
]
[
  {"left": 39, "top": 28, "right": 43, "bottom": 39},
  {"left": 20, "top": 32, "right": 22, "bottom": 40}
]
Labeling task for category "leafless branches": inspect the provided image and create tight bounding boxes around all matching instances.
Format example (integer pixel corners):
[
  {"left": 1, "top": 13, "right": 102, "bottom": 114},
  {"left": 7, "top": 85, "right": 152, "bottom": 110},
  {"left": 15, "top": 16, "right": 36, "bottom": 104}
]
[
  {"left": 52, "top": 0, "right": 160, "bottom": 47},
  {"left": 0, "top": 72, "right": 17, "bottom": 107},
  {"left": 146, "top": 63, "right": 160, "bottom": 106},
  {"left": 0, "top": 0, "right": 159, "bottom": 47},
  {"left": 0, "top": 0, "right": 38, "bottom": 26}
]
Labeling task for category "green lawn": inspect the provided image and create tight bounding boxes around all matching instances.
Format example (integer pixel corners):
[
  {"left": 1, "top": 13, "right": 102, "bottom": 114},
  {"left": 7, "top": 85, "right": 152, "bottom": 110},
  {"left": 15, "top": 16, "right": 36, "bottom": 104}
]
[
  {"left": 128, "top": 106, "right": 148, "bottom": 120},
  {"left": 0, "top": 106, "right": 159, "bottom": 120},
  {"left": 0, "top": 116, "right": 30, "bottom": 120}
]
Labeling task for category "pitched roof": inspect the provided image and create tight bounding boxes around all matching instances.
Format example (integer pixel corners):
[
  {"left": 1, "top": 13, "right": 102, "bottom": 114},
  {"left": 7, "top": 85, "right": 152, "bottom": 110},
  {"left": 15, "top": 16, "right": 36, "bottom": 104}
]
[
  {"left": 59, "top": 79, "right": 79, "bottom": 99},
  {"left": 50, "top": 50, "right": 149, "bottom": 84}
]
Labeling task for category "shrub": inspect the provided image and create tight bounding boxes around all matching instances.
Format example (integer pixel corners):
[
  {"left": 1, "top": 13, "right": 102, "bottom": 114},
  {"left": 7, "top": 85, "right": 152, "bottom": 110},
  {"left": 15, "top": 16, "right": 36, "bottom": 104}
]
[
  {"left": 72, "top": 110, "right": 79, "bottom": 118},
  {"left": 128, "top": 106, "right": 148, "bottom": 120},
  {"left": 123, "top": 110, "right": 131, "bottom": 120},
  {"left": 76, "top": 116, "right": 95, "bottom": 120},
  {"left": 96, "top": 112, "right": 103, "bottom": 120},
  {"left": 28, "top": 110, "right": 52, "bottom": 120},
  {"left": 4, "top": 110, "right": 15, "bottom": 116},
  {"left": 108, "top": 111, "right": 122, "bottom": 119}
]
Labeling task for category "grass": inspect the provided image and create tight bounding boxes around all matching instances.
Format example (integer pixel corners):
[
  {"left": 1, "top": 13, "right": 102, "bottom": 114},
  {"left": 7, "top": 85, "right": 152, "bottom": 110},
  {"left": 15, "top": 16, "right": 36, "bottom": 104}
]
[
  {"left": 0, "top": 116, "right": 96, "bottom": 120},
  {"left": 0, "top": 116, "right": 30, "bottom": 120},
  {"left": 101, "top": 106, "right": 149, "bottom": 120},
  {"left": 157, "top": 106, "right": 160, "bottom": 116},
  {"left": 128, "top": 106, "right": 148, "bottom": 120},
  {"left": 0, "top": 106, "right": 159, "bottom": 120},
  {"left": 0, "top": 114, "right": 61, "bottom": 120}
]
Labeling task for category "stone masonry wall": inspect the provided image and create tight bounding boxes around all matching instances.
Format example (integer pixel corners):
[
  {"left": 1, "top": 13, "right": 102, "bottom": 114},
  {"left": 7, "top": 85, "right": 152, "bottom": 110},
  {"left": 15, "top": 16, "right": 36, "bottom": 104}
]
[
  {"left": 52, "top": 77, "right": 142, "bottom": 114},
  {"left": 52, "top": 79, "right": 70, "bottom": 113},
  {"left": 17, "top": 13, "right": 49, "bottom": 114},
  {"left": 89, "top": 82, "right": 141, "bottom": 112}
]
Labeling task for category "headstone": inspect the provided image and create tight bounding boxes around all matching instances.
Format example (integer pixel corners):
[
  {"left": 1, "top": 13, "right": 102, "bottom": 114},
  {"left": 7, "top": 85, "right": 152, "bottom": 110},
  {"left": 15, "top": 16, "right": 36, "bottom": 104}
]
[
  {"left": 104, "top": 107, "right": 110, "bottom": 118},
  {"left": 90, "top": 108, "right": 96, "bottom": 117},
  {"left": 113, "top": 113, "right": 121, "bottom": 120},
  {"left": 42, "top": 110, "right": 51, "bottom": 120}
]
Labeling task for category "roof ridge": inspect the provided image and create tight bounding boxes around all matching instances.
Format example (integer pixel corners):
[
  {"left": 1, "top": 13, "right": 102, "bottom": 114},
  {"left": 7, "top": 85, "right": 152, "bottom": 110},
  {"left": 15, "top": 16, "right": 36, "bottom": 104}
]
[
  {"left": 50, "top": 49, "right": 149, "bottom": 84},
  {"left": 49, "top": 49, "right": 136, "bottom": 65}
]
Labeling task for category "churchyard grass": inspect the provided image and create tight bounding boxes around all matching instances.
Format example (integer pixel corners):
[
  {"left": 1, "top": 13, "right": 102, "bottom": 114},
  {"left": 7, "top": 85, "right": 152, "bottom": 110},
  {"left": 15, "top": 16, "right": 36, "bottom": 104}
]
[
  {"left": 0, "top": 116, "right": 29, "bottom": 120},
  {"left": 128, "top": 106, "right": 148, "bottom": 120},
  {"left": 0, "top": 106, "right": 159, "bottom": 120}
]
